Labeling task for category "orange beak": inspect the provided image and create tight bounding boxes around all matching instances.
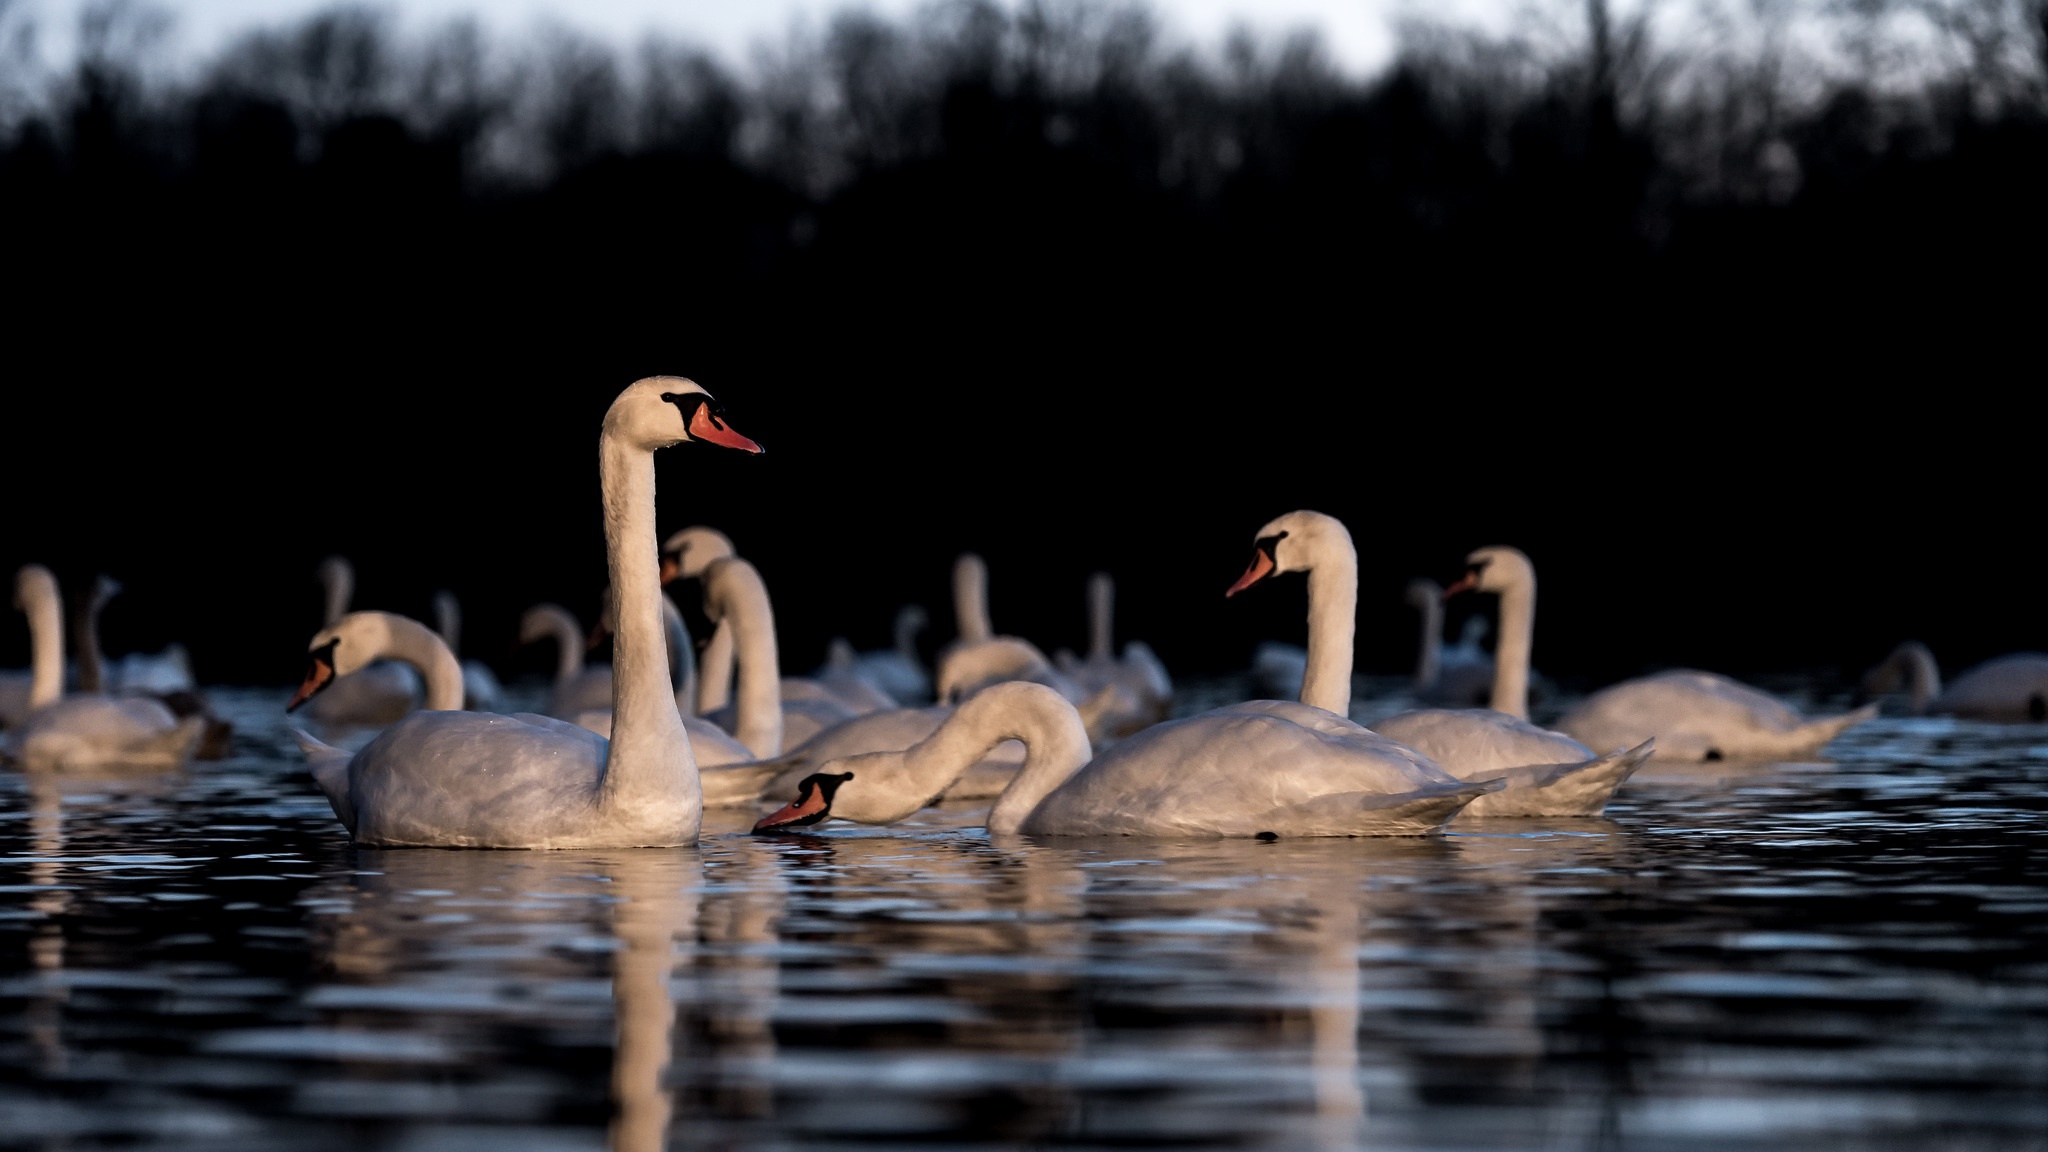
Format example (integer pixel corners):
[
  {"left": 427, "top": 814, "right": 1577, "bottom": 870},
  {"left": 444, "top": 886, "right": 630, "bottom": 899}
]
[
  {"left": 1442, "top": 572, "right": 1479, "bottom": 601},
  {"left": 1226, "top": 548, "right": 1277, "bottom": 597},
  {"left": 689, "top": 405, "right": 764, "bottom": 454},
  {"left": 659, "top": 555, "right": 681, "bottom": 585},
  {"left": 753, "top": 786, "right": 830, "bottom": 832},
  {"left": 286, "top": 657, "right": 336, "bottom": 713}
]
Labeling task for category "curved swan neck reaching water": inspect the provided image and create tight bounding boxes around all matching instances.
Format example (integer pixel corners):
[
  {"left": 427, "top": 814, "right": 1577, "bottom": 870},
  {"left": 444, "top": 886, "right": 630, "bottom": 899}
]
[
  {"left": 1405, "top": 578, "right": 1443, "bottom": 689},
  {"left": 954, "top": 554, "right": 993, "bottom": 644},
  {"left": 896, "top": 681, "right": 1091, "bottom": 835},
  {"left": 17, "top": 565, "right": 64, "bottom": 710},
  {"left": 319, "top": 557, "right": 353, "bottom": 628},
  {"left": 701, "top": 557, "right": 783, "bottom": 759},
  {"left": 595, "top": 421, "right": 697, "bottom": 814},
  {"left": 1087, "top": 573, "right": 1115, "bottom": 661}
]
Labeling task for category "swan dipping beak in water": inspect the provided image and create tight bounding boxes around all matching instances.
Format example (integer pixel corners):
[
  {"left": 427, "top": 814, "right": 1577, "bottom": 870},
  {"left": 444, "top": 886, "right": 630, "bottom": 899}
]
[{"left": 753, "top": 772, "right": 856, "bottom": 832}]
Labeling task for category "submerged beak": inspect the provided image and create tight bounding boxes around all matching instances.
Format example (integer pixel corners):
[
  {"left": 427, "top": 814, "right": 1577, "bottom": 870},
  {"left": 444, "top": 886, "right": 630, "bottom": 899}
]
[
  {"left": 751, "top": 772, "right": 854, "bottom": 833},
  {"left": 286, "top": 656, "right": 336, "bottom": 713},
  {"left": 1441, "top": 572, "right": 1479, "bottom": 601},
  {"left": 1226, "top": 549, "right": 1277, "bottom": 597},
  {"left": 689, "top": 405, "right": 764, "bottom": 454}
]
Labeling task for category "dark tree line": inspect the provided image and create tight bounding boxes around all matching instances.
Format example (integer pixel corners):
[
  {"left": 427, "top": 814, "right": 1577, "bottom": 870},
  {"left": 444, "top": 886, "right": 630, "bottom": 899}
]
[{"left": 2, "top": 0, "right": 2044, "bottom": 685}]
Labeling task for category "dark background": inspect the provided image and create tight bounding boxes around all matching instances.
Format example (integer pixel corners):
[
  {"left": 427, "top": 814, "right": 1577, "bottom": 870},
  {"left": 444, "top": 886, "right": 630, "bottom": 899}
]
[{"left": 2, "top": 0, "right": 2042, "bottom": 692}]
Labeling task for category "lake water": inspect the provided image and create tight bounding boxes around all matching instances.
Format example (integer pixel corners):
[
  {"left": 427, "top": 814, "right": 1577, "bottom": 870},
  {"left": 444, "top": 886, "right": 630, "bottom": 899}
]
[{"left": 2, "top": 680, "right": 2045, "bottom": 1150}]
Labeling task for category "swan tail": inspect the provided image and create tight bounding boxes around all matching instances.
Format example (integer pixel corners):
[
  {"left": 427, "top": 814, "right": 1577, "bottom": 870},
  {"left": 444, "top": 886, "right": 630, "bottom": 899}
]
[
  {"left": 1462, "top": 738, "right": 1656, "bottom": 818},
  {"left": 1253, "top": 778, "right": 1500, "bottom": 837},
  {"left": 1796, "top": 704, "right": 1880, "bottom": 751},
  {"left": 290, "top": 727, "right": 358, "bottom": 832}
]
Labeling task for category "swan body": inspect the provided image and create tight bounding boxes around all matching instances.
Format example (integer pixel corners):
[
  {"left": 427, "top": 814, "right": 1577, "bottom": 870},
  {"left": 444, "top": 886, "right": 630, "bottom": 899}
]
[
  {"left": 302, "top": 558, "right": 422, "bottom": 727},
  {"left": 2, "top": 565, "right": 204, "bottom": 772},
  {"left": 764, "top": 683, "right": 1492, "bottom": 837},
  {"left": 1372, "top": 708, "right": 1654, "bottom": 817},
  {"left": 1557, "top": 670, "right": 1876, "bottom": 762},
  {"left": 71, "top": 574, "right": 232, "bottom": 759},
  {"left": 286, "top": 376, "right": 761, "bottom": 848}
]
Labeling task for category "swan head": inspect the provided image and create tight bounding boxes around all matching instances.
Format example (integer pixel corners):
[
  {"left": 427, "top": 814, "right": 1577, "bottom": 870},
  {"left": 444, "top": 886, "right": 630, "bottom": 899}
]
[
  {"left": 660, "top": 525, "right": 737, "bottom": 584},
  {"left": 287, "top": 610, "right": 399, "bottom": 713},
  {"left": 1226, "top": 510, "right": 1351, "bottom": 596},
  {"left": 751, "top": 771, "right": 856, "bottom": 833},
  {"left": 13, "top": 564, "right": 58, "bottom": 614},
  {"left": 606, "top": 376, "right": 764, "bottom": 457},
  {"left": 1443, "top": 546, "right": 1534, "bottom": 600}
]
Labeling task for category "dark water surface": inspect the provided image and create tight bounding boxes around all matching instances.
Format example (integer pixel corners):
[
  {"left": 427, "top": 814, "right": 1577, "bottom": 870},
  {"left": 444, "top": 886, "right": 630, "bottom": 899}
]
[{"left": 2, "top": 683, "right": 2045, "bottom": 1151}]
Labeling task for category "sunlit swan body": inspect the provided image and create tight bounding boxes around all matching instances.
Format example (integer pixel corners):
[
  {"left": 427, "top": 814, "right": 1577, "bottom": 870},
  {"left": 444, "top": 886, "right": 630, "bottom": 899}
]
[
  {"left": 1, "top": 565, "right": 205, "bottom": 772},
  {"left": 1559, "top": 671, "right": 1875, "bottom": 762},
  {"left": 285, "top": 376, "right": 762, "bottom": 848},
  {"left": 1863, "top": 641, "right": 2048, "bottom": 721},
  {"left": 759, "top": 682, "right": 1490, "bottom": 837},
  {"left": 433, "top": 592, "right": 503, "bottom": 711},
  {"left": 1054, "top": 572, "right": 1173, "bottom": 740},
  {"left": 301, "top": 557, "right": 422, "bottom": 727}
]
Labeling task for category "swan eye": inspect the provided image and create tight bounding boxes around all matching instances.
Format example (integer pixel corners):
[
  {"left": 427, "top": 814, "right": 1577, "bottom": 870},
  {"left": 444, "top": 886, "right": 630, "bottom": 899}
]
[{"left": 1257, "top": 531, "right": 1288, "bottom": 564}]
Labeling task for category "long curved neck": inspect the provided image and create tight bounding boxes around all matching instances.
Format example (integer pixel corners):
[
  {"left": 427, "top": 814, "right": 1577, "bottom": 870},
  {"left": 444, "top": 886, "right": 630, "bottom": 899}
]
[
  {"left": 434, "top": 593, "right": 462, "bottom": 658},
  {"left": 981, "top": 684, "right": 1095, "bottom": 835},
  {"left": 24, "top": 581, "right": 64, "bottom": 709},
  {"left": 662, "top": 592, "right": 697, "bottom": 716},
  {"left": 377, "top": 614, "right": 467, "bottom": 711},
  {"left": 533, "top": 607, "right": 585, "bottom": 686},
  {"left": 598, "top": 434, "right": 697, "bottom": 812},
  {"left": 74, "top": 585, "right": 110, "bottom": 694},
  {"left": 1087, "top": 574, "right": 1114, "bottom": 660},
  {"left": 1412, "top": 594, "right": 1442, "bottom": 688},
  {"left": 323, "top": 563, "right": 352, "bottom": 628},
  {"left": 1299, "top": 543, "right": 1357, "bottom": 717},
  {"left": 704, "top": 558, "right": 782, "bottom": 759},
  {"left": 893, "top": 608, "right": 924, "bottom": 663},
  {"left": 1491, "top": 576, "right": 1534, "bottom": 719},
  {"left": 955, "top": 557, "right": 992, "bottom": 643},
  {"left": 696, "top": 619, "right": 734, "bottom": 713}
]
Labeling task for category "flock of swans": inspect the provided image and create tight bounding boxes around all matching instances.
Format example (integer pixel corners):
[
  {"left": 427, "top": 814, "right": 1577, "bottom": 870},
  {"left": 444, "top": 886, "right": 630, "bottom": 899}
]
[{"left": 6, "top": 376, "right": 2048, "bottom": 850}]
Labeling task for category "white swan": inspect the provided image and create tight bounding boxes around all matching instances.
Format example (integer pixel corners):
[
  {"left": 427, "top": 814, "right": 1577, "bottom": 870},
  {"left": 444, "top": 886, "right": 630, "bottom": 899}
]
[
  {"left": 576, "top": 584, "right": 758, "bottom": 769},
  {"left": 828, "top": 605, "right": 931, "bottom": 704},
  {"left": 1551, "top": 551, "right": 1877, "bottom": 760},
  {"left": 1053, "top": 571, "right": 1174, "bottom": 739},
  {"left": 755, "top": 682, "right": 1493, "bottom": 837},
  {"left": 756, "top": 514, "right": 1502, "bottom": 837},
  {"left": 301, "top": 556, "right": 423, "bottom": 727},
  {"left": 1862, "top": 641, "right": 2048, "bottom": 721},
  {"left": 432, "top": 591, "right": 503, "bottom": 712},
  {"left": 1, "top": 565, "right": 206, "bottom": 772},
  {"left": 1370, "top": 549, "right": 1653, "bottom": 816},
  {"left": 283, "top": 375, "right": 763, "bottom": 848}
]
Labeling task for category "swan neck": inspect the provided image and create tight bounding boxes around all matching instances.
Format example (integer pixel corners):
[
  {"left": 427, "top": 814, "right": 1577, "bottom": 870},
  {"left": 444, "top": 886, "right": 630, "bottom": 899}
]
[
  {"left": 955, "top": 557, "right": 992, "bottom": 643},
  {"left": 543, "top": 609, "right": 584, "bottom": 686},
  {"left": 662, "top": 592, "right": 697, "bottom": 715},
  {"left": 323, "top": 563, "right": 352, "bottom": 628},
  {"left": 1299, "top": 545, "right": 1357, "bottom": 717},
  {"left": 906, "top": 683, "right": 1091, "bottom": 835},
  {"left": 1087, "top": 574, "right": 1114, "bottom": 660},
  {"left": 1491, "top": 580, "right": 1534, "bottom": 719},
  {"left": 25, "top": 580, "right": 63, "bottom": 710},
  {"left": 696, "top": 619, "right": 734, "bottom": 713},
  {"left": 434, "top": 593, "right": 462, "bottom": 657},
  {"left": 598, "top": 435, "right": 698, "bottom": 814},
  {"left": 383, "top": 614, "right": 467, "bottom": 711},
  {"left": 74, "top": 587, "right": 107, "bottom": 694},
  {"left": 705, "top": 558, "right": 783, "bottom": 759},
  {"left": 1413, "top": 594, "right": 1442, "bottom": 688},
  {"left": 893, "top": 608, "right": 923, "bottom": 660}
]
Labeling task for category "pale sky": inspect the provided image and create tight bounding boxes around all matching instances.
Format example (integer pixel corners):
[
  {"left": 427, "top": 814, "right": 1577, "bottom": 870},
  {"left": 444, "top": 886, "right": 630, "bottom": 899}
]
[{"left": 20, "top": 0, "right": 1520, "bottom": 78}]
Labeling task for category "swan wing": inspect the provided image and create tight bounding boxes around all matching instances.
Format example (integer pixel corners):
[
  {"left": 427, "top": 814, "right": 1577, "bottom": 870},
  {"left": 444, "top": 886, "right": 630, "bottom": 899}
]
[
  {"left": 1935, "top": 653, "right": 2048, "bottom": 719},
  {"left": 10, "top": 695, "right": 200, "bottom": 771},
  {"left": 344, "top": 711, "right": 611, "bottom": 848},
  {"left": 1372, "top": 708, "right": 1592, "bottom": 778}
]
